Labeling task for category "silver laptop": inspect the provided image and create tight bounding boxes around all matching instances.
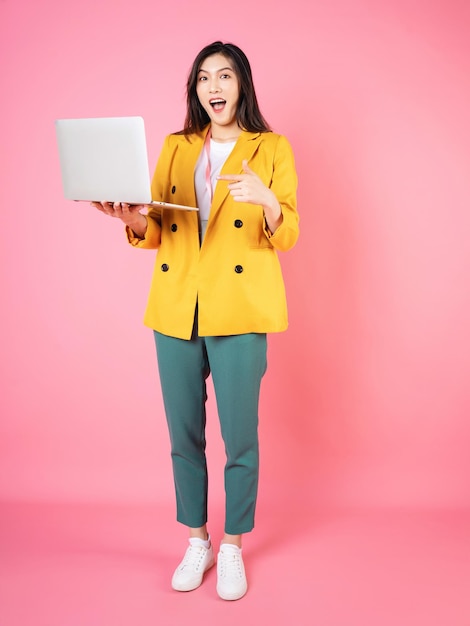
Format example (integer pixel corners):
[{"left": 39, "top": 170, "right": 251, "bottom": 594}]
[{"left": 55, "top": 116, "right": 198, "bottom": 210}]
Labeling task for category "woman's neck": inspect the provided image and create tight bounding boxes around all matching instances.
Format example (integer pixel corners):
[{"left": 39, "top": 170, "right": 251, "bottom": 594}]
[
  {"left": 211, "top": 135, "right": 240, "bottom": 143},
  {"left": 210, "top": 124, "right": 242, "bottom": 143}
]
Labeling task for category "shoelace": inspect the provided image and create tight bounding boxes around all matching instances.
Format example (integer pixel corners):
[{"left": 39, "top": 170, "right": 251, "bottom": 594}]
[
  {"left": 218, "top": 551, "right": 243, "bottom": 580},
  {"left": 179, "top": 545, "right": 206, "bottom": 572}
]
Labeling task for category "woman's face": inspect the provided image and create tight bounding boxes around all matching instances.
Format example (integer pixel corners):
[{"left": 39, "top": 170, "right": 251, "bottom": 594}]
[{"left": 196, "top": 53, "right": 241, "bottom": 138}]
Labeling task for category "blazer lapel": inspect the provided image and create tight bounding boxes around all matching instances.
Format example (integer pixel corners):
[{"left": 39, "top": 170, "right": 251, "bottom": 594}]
[
  {"left": 176, "top": 130, "right": 206, "bottom": 207},
  {"left": 209, "top": 130, "right": 262, "bottom": 218}
]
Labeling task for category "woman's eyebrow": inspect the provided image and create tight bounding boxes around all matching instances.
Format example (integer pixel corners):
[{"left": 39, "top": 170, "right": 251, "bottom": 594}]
[{"left": 198, "top": 66, "right": 234, "bottom": 74}]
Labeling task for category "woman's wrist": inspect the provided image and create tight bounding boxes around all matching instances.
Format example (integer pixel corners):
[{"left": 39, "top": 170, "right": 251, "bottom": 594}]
[
  {"left": 262, "top": 192, "right": 283, "bottom": 234},
  {"left": 126, "top": 214, "right": 148, "bottom": 238}
]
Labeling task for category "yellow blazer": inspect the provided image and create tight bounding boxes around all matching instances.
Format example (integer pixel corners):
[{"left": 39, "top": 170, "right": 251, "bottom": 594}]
[{"left": 128, "top": 126, "right": 299, "bottom": 340}]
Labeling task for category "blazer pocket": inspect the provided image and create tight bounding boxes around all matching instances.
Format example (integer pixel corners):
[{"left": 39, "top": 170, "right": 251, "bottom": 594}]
[{"left": 249, "top": 241, "right": 273, "bottom": 250}]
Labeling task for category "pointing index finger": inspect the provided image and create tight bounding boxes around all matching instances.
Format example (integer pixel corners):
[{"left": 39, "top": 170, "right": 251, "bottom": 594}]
[{"left": 217, "top": 173, "right": 245, "bottom": 181}]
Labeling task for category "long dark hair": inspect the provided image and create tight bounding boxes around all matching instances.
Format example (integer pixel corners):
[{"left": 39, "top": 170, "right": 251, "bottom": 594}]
[{"left": 181, "top": 41, "right": 271, "bottom": 136}]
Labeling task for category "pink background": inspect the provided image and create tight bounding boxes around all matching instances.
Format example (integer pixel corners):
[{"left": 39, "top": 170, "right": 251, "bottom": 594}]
[{"left": 1, "top": 1, "right": 470, "bottom": 624}]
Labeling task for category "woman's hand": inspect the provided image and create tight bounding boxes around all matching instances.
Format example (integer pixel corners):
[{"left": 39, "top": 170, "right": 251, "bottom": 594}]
[
  {"left": 217, "top": 161, "right": 283, "bottom": 234},
  {"left": 91, "top": 202, "right": 148, "bottom": 238}
]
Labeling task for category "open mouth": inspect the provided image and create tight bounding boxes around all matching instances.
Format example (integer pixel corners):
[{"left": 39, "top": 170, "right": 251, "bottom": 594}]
[{"left": 210, "top": 99, "right": 226, "bottom": 112}]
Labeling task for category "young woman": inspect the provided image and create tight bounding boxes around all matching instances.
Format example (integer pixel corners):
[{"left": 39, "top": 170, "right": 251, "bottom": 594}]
[{"left": 93, "top": 41, "right": 299, "bottom": 601}]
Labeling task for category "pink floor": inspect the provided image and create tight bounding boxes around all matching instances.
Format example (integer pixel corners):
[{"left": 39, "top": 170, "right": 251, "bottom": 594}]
[{"left": 1, "top": 501, "right": 469, "bottom": 626}]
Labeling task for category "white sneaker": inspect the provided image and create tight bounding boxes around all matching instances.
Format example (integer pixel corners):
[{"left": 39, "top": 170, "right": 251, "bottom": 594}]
[
  {"left": 171, "top": 539, "right": 215, "bottom": 592},
  {"left": 216, "top": 544, "right": 248, "bottom": 601}
]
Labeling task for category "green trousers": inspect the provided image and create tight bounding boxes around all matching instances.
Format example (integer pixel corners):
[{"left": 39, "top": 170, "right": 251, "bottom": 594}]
[{"left": 154, "top": 329, "right": 267, "bottom": 535}]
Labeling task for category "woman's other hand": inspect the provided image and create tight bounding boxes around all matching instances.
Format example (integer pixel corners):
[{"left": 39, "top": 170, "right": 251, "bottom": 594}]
[{"left": 217, "top": 161, "right": 283, "bottom": 234}]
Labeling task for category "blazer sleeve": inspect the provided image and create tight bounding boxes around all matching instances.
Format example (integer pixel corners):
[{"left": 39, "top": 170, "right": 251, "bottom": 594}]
[
  {"left": 125, "top": 135, "right": 172, "bottom": 249},
  {"left": 264, "top": 134, "right": 299, "bottom": 252}
]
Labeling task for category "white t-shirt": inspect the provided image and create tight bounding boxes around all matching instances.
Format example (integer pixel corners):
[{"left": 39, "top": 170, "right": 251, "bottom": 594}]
[{"left": 195, "top": 139, "right": 236, "bottom": 240}]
